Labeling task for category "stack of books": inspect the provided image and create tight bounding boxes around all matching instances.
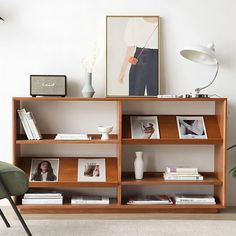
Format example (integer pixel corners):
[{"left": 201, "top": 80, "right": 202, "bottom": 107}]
[
  {"left": 71, "top": 196, "right": 110, "bottom": 205},
  {"left": 174, "top": 194, "right": 216, "bottom": 205},
  {"left": 127, "top": 195, "right": 173, "bottom": 205},
  {"left": 17, "top": 108, "right": 42, "bottom": 140},
  {"left": 54, "top": 133, "right": 91, "bottom": 140},
  {"left": 22, "top": 193, "right": 63, "bottom": 205},
  {"left": 163, "top": 167, "right": 203, "bottom": 181}
]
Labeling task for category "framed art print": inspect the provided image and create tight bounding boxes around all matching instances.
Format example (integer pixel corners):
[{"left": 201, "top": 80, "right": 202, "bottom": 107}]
[
  {"left": 30, "top": 158, "right": 59, "bottom": 182},
  {"left": 130, "top": 116, "right": 160, "bottom": 139},
  {"left": 106, "top": 16, "right": 160, "bottom": 97},
  {"left": 78, "top": 159, "right": 106, "bottom": 182},
  {"left": 176, "top": 116, "right": 207, "bottom": 139}
]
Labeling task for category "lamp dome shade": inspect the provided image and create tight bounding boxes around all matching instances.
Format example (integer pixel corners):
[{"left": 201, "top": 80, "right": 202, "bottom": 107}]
[{"left": 180, "top": 43, "right": 217, "bottom": 65}]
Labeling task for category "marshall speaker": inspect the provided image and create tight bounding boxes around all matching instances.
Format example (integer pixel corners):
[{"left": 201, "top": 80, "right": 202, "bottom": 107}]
[{"left": 30, "top": 75, "right": 67, "bottom": 97}]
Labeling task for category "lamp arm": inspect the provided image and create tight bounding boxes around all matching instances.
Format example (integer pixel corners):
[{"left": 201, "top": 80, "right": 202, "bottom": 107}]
[{"left": 195, "top": 62, "right": 219, "bottom": 94}]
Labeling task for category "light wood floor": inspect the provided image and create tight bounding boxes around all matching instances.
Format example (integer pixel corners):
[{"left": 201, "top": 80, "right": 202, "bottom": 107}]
[{"left": 1, "top": 206, "right": 236, "bottom": 221}]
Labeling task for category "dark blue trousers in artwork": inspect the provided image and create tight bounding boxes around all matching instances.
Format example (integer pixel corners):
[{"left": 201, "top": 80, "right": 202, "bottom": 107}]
[{"left": 129, "top": 47, "right": 158, "bottom": 96}]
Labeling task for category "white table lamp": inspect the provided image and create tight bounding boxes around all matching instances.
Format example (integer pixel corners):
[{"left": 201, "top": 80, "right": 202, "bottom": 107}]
[{"left": 180, "top": 42, "right": 219, "bottom": 97}]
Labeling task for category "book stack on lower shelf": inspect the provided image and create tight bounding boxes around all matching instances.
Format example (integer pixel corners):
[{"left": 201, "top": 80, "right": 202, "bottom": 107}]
[
  {"left": 71, "top": 196, "right": 110, "bottom": 205},
  {"left": 163, "top": 167, "right": 203, "bottom": 181},
  {"left": 127, "top": 195, "right": 173, "bottom": 205},
  {"left": 174, "top": 194, "right": 216, "bottom": 205},
  {"left": 22, "top": 193, "right": 63, "bottom": 205}
]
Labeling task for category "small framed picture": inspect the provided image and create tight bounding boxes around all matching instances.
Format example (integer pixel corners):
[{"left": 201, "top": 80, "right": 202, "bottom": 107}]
[
  {"left": 176, "top": 116, "right": 207, "bottom": 139},
  {"left": 78, "top": 159, "right": 106, "bottom": 182},
  {"left": 29, "top": 158, "right": 59, "bottom": 182},
  {"left": 130, "top": 116, "right": 160, "bottom": 139}
]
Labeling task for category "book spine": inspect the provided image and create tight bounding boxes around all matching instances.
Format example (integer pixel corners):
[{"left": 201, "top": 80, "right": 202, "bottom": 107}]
[
  {"left": 22, "top": 199, "right": 63, "bottom": 204},
  {"left": 166, "top": 167, "right": 198, "bottom": 174},
  {"left": 164, "top": 175, "right": 203, "bottom": 180},
  {"left": 71, "top": 201, "right": 109, "bottom": 204},
  {"left": 21, "top": 109, "right": 34, "bottom": 140},
  {"left": 26, "top": 112, "right": 42, "bottom": 140},
  {"left": 17, "top": 109, "right": 31, "bottom": 140}
]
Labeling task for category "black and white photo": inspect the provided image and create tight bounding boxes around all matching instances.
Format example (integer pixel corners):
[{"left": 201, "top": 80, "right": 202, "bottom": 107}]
[
  {"left": 130, "top": 116, "right": 160, "bottom": 139},
  {"left": 30, "top": 158, "right": 59, "bottom": 182},
  {"left": 176, "top": 116, "right": 207, "bottom": 139},
  {"left": 78, "top": 159, "right": 106, "bottom": 182}
]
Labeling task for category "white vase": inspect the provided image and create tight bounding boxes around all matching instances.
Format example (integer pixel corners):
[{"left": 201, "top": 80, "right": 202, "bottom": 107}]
[
  {"left": 134, "top": 151, "right": 144, "bottom": 180},
  {"left": 82, "top": 72, "right": 95, "bottom": 98}
]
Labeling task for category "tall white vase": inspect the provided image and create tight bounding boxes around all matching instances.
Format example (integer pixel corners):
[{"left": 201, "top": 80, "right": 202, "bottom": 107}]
[
  {"left": 82, "top": 72, "right": 95, "bottom": 98},
  {"left": 134, "top": 151, "right": 144, "bottom": 180}
]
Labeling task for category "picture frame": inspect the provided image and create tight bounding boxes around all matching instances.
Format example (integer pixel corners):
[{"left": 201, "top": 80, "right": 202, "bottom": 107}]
[
  {"left": 130, "top": 116, "right": 160, "bottom": 139},
  {"left": 106, "top": 16, "right": 160, "bottom": 97},
  {"left": 78, "top": 159, "right": 106, "bottom": 182},
  {"left": 29, "top": 158, "right": 59, "bottom": 182},
  {"left": 176, "top": 116, "right": 208, "bottom": 139}
]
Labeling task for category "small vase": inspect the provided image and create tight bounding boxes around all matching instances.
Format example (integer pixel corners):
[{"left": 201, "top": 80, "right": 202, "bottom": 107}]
[
  {"left": 134, "top": 151, "right": 144, "bottom": 180},
  {"left": 82, "top": 72, "right": 95, "bottom": 98}
]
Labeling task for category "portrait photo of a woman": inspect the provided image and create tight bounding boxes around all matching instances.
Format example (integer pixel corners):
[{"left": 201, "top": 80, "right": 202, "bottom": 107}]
[{"left": 30, "top": 159, "right": 59, "bottom": 182}]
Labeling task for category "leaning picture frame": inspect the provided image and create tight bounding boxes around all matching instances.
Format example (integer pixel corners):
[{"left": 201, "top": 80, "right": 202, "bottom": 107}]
[
  {"left": 77, "top": 159, "right": 106, "bottom": 182},
  {"left": 106, "top": 16, "right": 160, "bottom": 97},
  {"left": 29, "top": 158, "right": 59, "bottom": 182},
  {"left": 176, "top": 116, "right": 208, "bottom": 139},
  {"left": 130, "top": 116, "right": 160, "bottom": 139}
]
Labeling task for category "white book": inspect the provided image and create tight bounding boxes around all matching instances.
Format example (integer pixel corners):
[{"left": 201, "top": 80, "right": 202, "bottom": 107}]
[
  {"left": 164, "top": 173, "right": 203, "bottom": 181},
  {"left": 24, "top": 193, "right": 62, "bottom": 198},
  {"left": 71, "top": 196, "right": 109, "bottom": 205},
  {"left": 174, "top": 194, "right": 215, "bottom": 201},
  {"left": 17, "top": 109, "right": 31, "bottom": 140},
  {"left": 22, "top": 198, "right": 63, "bottom": 205},
  {"left": 175, "top": 201, "right": 216, "bottom": 205},
  {"left": 55, "top": 133, "right": 90, "bottom": 140},
  {"left": 166, "top": 167, "right": 198, "bottom": 174},
  {"left": 26, "top": 112, "right": 42, "bottom": 140},
  {"left": 21, "top": 108, "right": 34, "bottom": 140},
  {"left": 164, "top": 172, "right": 201, "bottom": 177}
]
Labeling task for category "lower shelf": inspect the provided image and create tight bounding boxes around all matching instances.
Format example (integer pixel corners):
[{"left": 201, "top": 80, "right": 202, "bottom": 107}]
[{"left": 17, "top": 203, "right": 224, "bottom": 214}]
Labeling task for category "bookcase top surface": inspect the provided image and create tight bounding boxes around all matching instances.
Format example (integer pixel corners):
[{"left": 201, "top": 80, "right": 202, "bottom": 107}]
[{"left": 12, "top": 97, "right": 227, "bottom": 102}]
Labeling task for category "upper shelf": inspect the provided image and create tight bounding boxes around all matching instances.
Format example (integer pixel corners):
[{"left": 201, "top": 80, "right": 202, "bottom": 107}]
[
  {"left": 122, "top": 115, "right": 223, "bottom": 144},
  {"left": 16, "top": 134, "right": 119, "bottom": 144},
  {"left": 13, "top": 97, "right": 227, "bottom": 102}
]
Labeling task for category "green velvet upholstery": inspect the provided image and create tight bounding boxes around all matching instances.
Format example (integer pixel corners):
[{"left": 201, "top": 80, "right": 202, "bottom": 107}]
[{"left": 0, "top": 161, "right": 29, "bottom": 199}]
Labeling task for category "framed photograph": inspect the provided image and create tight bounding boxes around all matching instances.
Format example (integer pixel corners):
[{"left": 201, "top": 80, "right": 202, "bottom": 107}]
[
  {"left": 106, "top": 16, "right": 160, "bottom": 97},
  {"left": 78, "top": 159, "right": 106, "bottom": 182},
  {"left": 29, "top": 158, "right": 59, "bottom": 182},
  {"left": 176, "top": 116, "right": 207, "bottom": 139},
  {"left": 130, "top": 116, "right": 160, "bottom": 139}
]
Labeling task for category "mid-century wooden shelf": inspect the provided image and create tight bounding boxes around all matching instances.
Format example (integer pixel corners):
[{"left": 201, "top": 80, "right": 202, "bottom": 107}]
[
  {"left": 121, "top": 172, "right": 222, "bottom": 185},
  {"left": 16, "top": 134, "right": 118, "bottom": 144},
  {"left": 12, "top": 97, "right": 227, "bottom": 213}
]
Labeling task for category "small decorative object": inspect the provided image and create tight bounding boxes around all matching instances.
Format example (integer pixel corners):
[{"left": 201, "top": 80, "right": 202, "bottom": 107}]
[
  {"left": 180, "top": 42, "right": 219, "bottom": 98},
  {"left": 81, "top": 72, "right": 95, "bottom": 98},
  {"left": 0, "top": 17, "right": 4, "bottom": 21},
  {"left": 130, "top": 116, "right": 160, "bottom": 139},
  {"left": 176, "top": 116, "right": 207, "bottom": 139},
  {"left": 97, "top": 126, "right": 113, "bottom": 140},
  {"left": 134, "top": 151, "right": 144, "bottom": 180},
  {"left": 78, "top": 158, "right": 106, "bottom": 182}
]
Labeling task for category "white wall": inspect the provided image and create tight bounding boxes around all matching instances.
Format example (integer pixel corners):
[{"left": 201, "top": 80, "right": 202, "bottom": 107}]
[{"left": 0, "top": 0, "right": 236, "bottom": 205}]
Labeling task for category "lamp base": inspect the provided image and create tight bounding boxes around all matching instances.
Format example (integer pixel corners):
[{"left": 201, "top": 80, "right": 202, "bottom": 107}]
[{"left": 194, "top": 94, "right": 209, "bottom": 98}]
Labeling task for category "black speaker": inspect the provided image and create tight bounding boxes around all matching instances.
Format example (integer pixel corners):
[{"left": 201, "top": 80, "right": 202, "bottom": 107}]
[{"left": 30, "top": 75, "right": 67, "bottom": 97}]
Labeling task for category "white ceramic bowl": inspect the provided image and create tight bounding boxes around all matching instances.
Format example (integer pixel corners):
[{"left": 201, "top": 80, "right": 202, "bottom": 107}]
[{"left": 97, "top": 126, "right": 113, "bottom": 140}]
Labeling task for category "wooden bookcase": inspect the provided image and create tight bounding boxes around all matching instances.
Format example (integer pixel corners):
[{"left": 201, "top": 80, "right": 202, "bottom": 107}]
[{"left": 12, "top": 97, "right": 227, "bottom": 213}]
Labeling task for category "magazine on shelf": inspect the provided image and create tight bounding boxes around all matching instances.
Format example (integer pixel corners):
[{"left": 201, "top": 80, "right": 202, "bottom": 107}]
[
  {"left": 174, "top": 194, "right": 216, "bottom": 204},
  {"left": 130, "top": 116, "right": 160, "bottom": 139},
  {"left": 71, "top": 196, "right": 110, "bottom": 204},
  {"left": 127, "top": 195, "right": 173, "bottom": 205},
  {"left": 176, "top": 116, "right": 207, "bottom": 139},
  {"left": 78, "top": 159, "right": 106, "bottom": 182}
]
